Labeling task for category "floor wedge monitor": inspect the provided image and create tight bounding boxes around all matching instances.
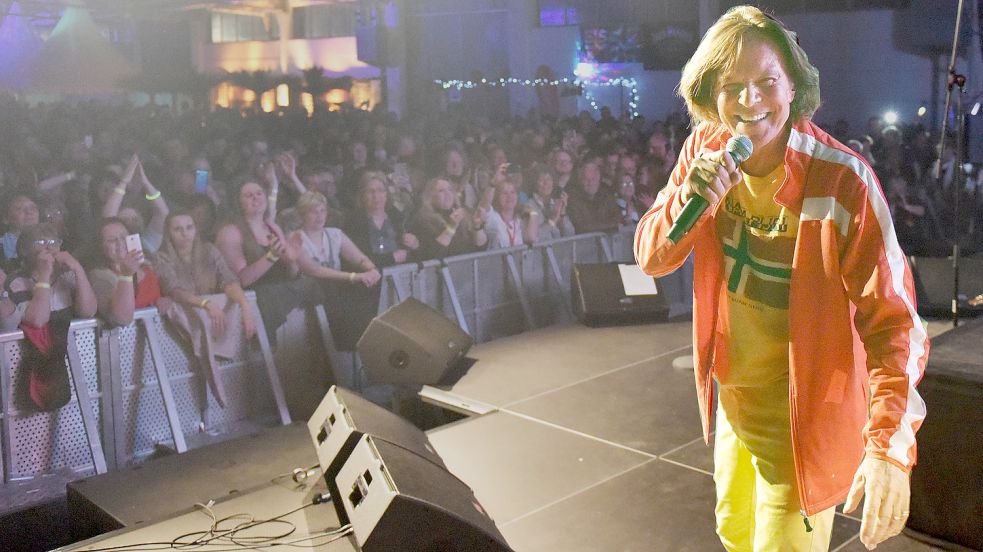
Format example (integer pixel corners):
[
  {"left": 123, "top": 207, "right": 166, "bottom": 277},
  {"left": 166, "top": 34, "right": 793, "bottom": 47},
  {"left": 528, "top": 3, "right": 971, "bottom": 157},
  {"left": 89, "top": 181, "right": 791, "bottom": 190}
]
[
  {"left": 357, "top": 297, "right": 473, "bottom": 384},
  {"left": 335, "top": 434, "right": 513, "bottom": 552}
]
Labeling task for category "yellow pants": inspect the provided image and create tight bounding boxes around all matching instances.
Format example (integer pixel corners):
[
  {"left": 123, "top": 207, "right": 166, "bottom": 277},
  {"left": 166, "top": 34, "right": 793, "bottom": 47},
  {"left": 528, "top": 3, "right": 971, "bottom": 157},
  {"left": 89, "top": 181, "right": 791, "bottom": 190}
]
[{"left": 713, "top": 383, "right": 836, "bottom": 552}]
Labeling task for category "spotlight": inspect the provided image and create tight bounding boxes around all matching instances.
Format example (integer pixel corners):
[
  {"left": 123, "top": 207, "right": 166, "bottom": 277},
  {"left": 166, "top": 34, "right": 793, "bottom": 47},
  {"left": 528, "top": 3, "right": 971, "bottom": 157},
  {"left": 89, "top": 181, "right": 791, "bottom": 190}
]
[
  {"left": 917, "top": 106, "right": 927, "bottom": 117},
  {"left": 883, "top": 110, "right": 899, "bottom": 125},
  {"left": 575, "top": 62, "right": 596, "bottom": 79}
]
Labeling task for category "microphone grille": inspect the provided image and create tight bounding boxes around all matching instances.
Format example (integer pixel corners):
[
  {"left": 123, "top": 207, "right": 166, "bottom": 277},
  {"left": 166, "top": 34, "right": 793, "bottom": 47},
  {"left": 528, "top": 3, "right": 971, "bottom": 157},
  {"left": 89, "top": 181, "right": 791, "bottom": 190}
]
[{"left": 726, "top": 135, "right": 754, "bottom": 164}]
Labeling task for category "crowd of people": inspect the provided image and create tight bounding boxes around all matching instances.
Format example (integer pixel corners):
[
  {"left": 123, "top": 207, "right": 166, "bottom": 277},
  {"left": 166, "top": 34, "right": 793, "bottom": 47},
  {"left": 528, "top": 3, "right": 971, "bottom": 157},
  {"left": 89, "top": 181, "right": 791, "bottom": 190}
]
[
  {"left": 0, "top": 91, "right": 970, "bottom": 409},
  {"left": 836, "top": 115, "right": 982, "bottom": 257}
]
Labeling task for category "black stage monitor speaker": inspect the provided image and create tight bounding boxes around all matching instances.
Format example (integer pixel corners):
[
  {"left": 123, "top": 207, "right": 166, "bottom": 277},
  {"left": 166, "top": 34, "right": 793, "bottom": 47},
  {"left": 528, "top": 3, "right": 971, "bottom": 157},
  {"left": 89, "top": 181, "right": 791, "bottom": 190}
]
[
  {"left": 335, "top": 434, "right": 513, "bottom": 552},
  {"left": 307, "top": 386, "right": 445, "bottom": 524},
  {"left": 908, "top": 318, "right": 983, "bottom": 550},
  {"left": 909, "top": 256, "right": 983, "bottom": 317},
  {"left": 357, "top": 298, "right": 473, "bottom": 384},
  {"left": 572, "top": 262, "right": 670, "bottom": 326}
]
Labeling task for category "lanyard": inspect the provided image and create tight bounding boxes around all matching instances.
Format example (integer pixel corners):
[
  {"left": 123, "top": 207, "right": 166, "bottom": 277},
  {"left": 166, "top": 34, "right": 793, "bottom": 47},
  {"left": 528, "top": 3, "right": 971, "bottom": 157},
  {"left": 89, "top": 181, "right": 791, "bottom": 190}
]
[{"left": 505, "top": 218, "right": 518, "bottom": 246}]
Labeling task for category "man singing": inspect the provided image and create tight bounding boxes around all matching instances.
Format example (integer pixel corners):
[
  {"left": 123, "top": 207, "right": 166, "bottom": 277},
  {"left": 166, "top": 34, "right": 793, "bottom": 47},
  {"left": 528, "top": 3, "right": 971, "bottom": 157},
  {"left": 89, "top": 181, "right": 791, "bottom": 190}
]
[{"left": 634, "top": 6, "right": 929, "bottom": 551}]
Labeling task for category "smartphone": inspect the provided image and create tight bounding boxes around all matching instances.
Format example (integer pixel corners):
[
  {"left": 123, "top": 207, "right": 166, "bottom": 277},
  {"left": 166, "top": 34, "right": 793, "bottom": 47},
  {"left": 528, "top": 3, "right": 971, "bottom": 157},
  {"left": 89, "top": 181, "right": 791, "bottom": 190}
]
[
  {"left": 194, "top": 169, "right": 210, "bottom": 194},
  {"left": 125, "top": 234, "right": 143, "bottom": 254}
]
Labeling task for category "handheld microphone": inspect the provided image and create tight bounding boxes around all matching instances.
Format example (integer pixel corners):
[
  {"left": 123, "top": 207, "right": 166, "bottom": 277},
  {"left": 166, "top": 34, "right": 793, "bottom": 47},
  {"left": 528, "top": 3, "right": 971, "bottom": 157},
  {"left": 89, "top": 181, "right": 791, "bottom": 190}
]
[{"left": 666, "top": 135, "right": 753, "bottom": 244}]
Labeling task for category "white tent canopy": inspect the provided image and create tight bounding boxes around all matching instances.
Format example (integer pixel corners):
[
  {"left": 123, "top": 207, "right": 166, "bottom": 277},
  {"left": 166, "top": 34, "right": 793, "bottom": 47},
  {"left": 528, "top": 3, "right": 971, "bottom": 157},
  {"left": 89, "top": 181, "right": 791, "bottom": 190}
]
[{"left": 27, "top": 5, "right": 136, "bottom": 95}]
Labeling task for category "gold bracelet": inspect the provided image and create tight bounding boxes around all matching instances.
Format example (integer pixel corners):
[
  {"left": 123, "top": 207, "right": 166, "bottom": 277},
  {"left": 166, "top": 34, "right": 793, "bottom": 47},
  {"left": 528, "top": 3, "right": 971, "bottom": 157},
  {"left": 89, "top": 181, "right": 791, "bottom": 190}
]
[
  {"left": 199, "top": 298, "right": 210, "bottom": 308},
  {"left": 34, "top": 281, "right": 51, "bottom": 289},
  {"left": 114, "top": 186, "right": 127, "bottom": 196},
  {"left": 117, "top": 274, "right": 134, "bottom": 283},
  {"left": 264, "top": 251, "right": 279, "bottom": 263},
  {"left": 348, "top": 272, "right": 357, "bottom": 283},
  {"left": 444, "top": 225, "right": 457, "bottom": 235}
]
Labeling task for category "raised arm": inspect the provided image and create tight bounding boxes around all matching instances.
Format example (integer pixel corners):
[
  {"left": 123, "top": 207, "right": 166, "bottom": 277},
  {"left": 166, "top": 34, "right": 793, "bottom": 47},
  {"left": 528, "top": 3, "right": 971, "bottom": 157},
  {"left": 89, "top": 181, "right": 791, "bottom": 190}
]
[
  {"left": 103, "top": 155, "right": 140, "bottom": 218},
  {"left": 277, "top": 152, "right": 307, "bottom": 195},
  {"left": 138, "top": 161, "right": 169, "bottom": 238},
  {"left": 37, "top": 170, "right": 77, "bottom": 194}
]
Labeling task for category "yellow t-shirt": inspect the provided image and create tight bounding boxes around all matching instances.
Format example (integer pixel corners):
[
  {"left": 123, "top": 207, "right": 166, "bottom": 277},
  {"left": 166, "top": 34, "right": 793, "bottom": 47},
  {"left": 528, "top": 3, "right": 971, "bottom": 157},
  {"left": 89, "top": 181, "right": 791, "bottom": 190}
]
[{"left": 715, "top": 164, "right": 797, "bottom": 387}]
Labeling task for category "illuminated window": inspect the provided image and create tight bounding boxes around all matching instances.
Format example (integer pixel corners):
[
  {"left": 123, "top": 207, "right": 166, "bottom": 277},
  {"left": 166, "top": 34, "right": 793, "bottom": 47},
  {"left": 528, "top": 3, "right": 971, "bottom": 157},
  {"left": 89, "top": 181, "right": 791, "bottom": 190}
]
[
  {"left": 210, "top": 12, "right": 281, "bottom": 43},
  {"left": 301, "top": 93, "right": 315, "bottom": 116},
  {"left": 293, "top": 3, "right": 357, "bottom": 38},
  {"left": 261, "top": 90, "right": 276, "bottom": 112},
  {"left": 277, "top": 84, "right": 290, "bottom": 107}
]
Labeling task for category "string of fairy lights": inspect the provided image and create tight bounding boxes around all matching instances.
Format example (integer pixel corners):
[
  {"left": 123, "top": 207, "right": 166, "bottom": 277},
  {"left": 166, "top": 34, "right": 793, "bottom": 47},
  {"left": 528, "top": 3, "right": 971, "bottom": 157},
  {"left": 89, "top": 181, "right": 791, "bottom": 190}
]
[{"left": 434, "top": 76, "right": 640, "bottom": 118}]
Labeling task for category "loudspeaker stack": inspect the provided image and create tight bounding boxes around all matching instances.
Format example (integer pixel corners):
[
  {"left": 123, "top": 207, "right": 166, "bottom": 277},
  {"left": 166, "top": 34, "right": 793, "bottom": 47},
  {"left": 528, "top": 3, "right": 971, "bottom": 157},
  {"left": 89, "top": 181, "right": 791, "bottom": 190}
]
[{"left": 307, "top": 386, "right": 512, "bottom": 552}]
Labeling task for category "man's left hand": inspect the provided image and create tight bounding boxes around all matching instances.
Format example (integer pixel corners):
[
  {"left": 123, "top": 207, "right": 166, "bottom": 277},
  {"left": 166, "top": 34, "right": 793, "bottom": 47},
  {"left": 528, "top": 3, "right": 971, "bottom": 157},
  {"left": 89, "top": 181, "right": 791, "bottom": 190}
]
[{"left": 843, "top": 457, "right": 910, "bottom": 550}]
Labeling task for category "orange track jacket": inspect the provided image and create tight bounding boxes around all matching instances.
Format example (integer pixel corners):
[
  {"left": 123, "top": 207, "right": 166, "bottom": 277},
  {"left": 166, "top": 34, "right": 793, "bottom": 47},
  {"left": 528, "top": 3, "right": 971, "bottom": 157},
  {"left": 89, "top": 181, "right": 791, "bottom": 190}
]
[{"left": 634, "top": 120, "right": 929, "bottom": 515}]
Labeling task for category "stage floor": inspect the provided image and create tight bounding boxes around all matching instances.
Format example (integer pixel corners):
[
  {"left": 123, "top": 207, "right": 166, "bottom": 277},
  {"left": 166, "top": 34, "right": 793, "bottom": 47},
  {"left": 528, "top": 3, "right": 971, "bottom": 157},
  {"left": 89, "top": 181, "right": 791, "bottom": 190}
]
[
  {"left": 62, "top": 320, "right": 951, "bottom": 551},
  {"left": 424, "top": 321, "right": 948, "bottom": 552}
]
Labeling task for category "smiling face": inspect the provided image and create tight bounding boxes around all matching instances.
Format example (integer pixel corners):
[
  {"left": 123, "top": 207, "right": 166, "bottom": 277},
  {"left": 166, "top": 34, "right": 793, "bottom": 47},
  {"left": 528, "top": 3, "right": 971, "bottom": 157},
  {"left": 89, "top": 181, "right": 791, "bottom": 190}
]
[
  {"left": 714, "top": 33, "right": 796, "bottom": 172},
  {"left": 494, "top": 182, "right": 518, "bottom": 214}
]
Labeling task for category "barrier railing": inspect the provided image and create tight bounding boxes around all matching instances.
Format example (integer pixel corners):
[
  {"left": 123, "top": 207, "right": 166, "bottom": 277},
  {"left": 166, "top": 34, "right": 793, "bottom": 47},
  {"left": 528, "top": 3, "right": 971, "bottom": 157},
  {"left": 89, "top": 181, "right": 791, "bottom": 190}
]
[
  {"left": 0, "top": 292, "right": 288, "bottom": 481},
  {"left": 376, "top": 230, "right": 635, "bottom": 343},
  {"left": 0, "top": 230, "right": 653, "bottom": 487}
]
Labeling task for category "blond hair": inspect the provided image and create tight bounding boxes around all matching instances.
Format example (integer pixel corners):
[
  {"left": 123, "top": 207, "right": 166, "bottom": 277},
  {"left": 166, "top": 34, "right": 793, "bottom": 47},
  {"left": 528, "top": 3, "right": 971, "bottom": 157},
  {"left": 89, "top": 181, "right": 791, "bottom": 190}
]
[
  {"left": 296, "top": 191, "right": 328, "bottom": 216},
  {"left": 678, "top": 5, "right": 820, "bottom": 125}
]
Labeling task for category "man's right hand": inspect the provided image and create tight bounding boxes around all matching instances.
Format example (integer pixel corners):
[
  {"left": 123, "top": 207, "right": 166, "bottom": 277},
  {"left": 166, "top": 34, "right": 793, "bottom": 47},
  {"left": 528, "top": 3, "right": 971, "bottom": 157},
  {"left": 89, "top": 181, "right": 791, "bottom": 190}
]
[{"left": 681, "top": 149, "right": 742, "bottom": 206}]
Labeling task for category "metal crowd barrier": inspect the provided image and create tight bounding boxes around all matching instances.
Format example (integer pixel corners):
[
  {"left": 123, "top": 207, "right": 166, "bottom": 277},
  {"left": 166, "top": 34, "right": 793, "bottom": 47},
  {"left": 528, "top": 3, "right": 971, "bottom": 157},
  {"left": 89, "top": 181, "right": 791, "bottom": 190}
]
[
  {"left": 0, "top": 291, "right": 289, "bottom": 482},
  {"left": 376, "top": 230, "right": 635, "bottom": 343},
  {"left": 0, "top": 230, "right": 642, "bottom": 485}
]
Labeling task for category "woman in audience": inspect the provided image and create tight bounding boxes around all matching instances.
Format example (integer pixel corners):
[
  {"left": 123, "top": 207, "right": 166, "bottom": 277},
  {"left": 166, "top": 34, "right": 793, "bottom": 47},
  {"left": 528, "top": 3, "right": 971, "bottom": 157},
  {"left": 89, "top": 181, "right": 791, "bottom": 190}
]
[
  {"left": 216, "top": 179, "right": 305, "bottom": 338},
  {"left": 484, "top": 179, "right": 538, "bottom": 249},
  {"left": 0, "top": 224, "right": 97, "bottom": 411},
  {"left": 88, "top": 218, "right": 163, "bottom": 326},
  {"left": 1, "top": 223, "right": 97, "bottom": 332},
  {"left": 157, "top": 211, "right": 256, "bottom": 407},
  {"left": 157, "top": 212, "right": 256, "bottom": 339},
  {"left": 216, "top": 179, "right": 298, "bottom": 289},
  {"left": 615, "top": 173, "right": 643, "bottom": 227},
  {"left": 524, "top": 164, "right": 573, "bottom": 242},
  {"left": 410, "top": 178, "right": 488, "bottom": 259},
  {"left": 439, "top": 147, "right": 478, "bottom": 210},
  {"left": 344, "top": 172, "right": 419, "bottom": 268},
  {"left": 288, "top": 191, "right": 381, "bottom": 288},
  {"left": 289, "top": 191, "right": 381, "bottom": 350},
  {"left": 102, "top": 154, "right": 170, "bottom": 255}
]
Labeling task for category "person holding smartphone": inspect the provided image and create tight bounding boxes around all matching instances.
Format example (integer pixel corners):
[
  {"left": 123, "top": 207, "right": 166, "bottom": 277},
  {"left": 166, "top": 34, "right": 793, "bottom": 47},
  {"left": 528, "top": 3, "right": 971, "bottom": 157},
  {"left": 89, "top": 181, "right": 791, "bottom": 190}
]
[
  {"left": 216, "top": 179, "right": 311, "bottom": 340},
  {"left": 216, "top": 179, "right": 298, "bottom": 289},
  {"left": 87, "top": 218, "right": 164, "bottom": 326}
]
